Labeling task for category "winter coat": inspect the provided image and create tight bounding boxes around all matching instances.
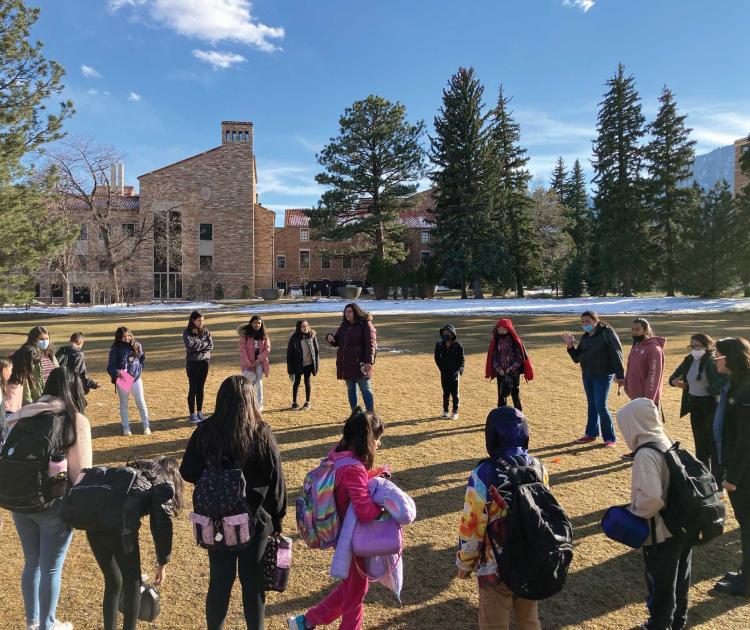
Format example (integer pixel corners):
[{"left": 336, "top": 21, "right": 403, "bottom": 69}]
[
  {"left": 484, "top": 318, "right": 534, "bottom": 382},
  {"left": 624, "top": 337, "right": 666, "bottom": 406},
  {"left": 669, "top": 351, "right": 727, "bottom": 417},
  {"left": 566, "top": 322, "right": 625, "bottom": 379},
  {"left": 329, "top": 317, "right": 377, "bottom": 381},
  {"left": 287, "top": 332, "right": 320, "bottom": 376},
  {"left": 434, "top": 325, "right": 465, "bottom": 378},
  {"left": 56, "top": 345, "right": 98, "bottom": 393},
  {"left": 718, "top": 378, "right": 750, "bottom": 488},
  {"left": 179, "top": 422, "right": 287, "bottom": 534},
  {"left": 238, "top": 327, "right": 271, "bottom": 378},
  {"left": 616, "top": 398, "right": 674, "bottom": 545},
  {"left": 107, "top": 342, "right": 145, "bottom": 383},
  {"left": 29, "top": 352, "right": 58, "bottom": 401},
  {"left": 183, "top": 327, "right": 213, "bottom": 363}
]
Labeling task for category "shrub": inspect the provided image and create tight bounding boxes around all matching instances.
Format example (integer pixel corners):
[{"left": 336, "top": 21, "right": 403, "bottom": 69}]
[{"left": 213, "top": 284, "right": 225, "bottom": 300}]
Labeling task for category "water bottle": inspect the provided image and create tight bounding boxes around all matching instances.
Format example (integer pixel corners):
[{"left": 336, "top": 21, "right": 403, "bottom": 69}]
[
  {"left": 273, "top": 535, "right": 293, "bottom": 592},
  {"left": 48, "top": 453, "right": 68, "bottom": 498}
]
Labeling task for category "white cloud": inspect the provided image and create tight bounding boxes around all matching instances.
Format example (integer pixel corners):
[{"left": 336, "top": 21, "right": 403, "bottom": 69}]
[
  {"left": 683, "top": 105, "right": 750, "bottom": 153},
  {"left": 515, "top": 109, "right": 594, "bottom": 148},
  {"left": 81, "top": 64, "right": 102, "bottom": 79},
  {"left": 128, "top": 91, "right": 142, "bottom": 102},
  {"left": 110, "top": 0, "right": 284, "bottom": 52},
  {"left": 256, "top": 162, "right": 324, "bottom": 198},
  {"left": 294, "top": 135, "right": 324, "bottom": 154},
  {"left": 563, "top": 0, "right": 595, "bottom": 12},
  {"left": 87, "top": 88, "right": 99, "bottom": 95},
  {"left": 192, "top": 49, "right": 247, "bottom": 70}
]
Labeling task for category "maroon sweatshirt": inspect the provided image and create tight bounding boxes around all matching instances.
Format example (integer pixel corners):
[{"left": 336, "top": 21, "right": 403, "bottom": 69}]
[{"left": 624, "top": 336, "right": 666, "bottom": 406}]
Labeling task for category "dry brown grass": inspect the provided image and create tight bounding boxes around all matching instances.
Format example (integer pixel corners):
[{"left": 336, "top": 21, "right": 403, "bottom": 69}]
[{"left": 0, "top": 309, "right": 749, "bottom": 630}]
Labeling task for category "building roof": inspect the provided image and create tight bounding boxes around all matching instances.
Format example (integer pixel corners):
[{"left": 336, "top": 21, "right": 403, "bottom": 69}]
[
  {"left": 60, "top": 191, "right": 141, "bottom": 212},
  {"left": 284, "top": 209, "right": 311, "bottom": 227},
  {"left": 138, "top": 145, "right": 225, "bottom": 179}
]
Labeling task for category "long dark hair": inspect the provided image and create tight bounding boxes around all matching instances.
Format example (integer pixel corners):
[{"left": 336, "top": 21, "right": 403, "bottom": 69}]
[
  {"left": 716, "top": 337, "right": 750, "bottom": 385},
  {"left": 336, "top": 407, "right": 384, "bottom": 470},
  {"left": 42, "top": 367, "right": 86, "bottom": 451},
  {"left": 113, "top": 326, "right": 138, "bottom": 352},
  {"left": 690, "top": 333, "right": 715, "bottom": 351},
  {"left": 187, "top": 311, "right": 206, "bottom": 334},
  {"left": 343, "top": 303, "right": 370, "bottom": 324},
  {"left": 199, "top": 376, "right": 269, "bottom": 463},
  {"left": 26, "top": 325, "right": 55, "bottom": 358},
  {"left": 294, "top": 319, "right": 314, "bottom": 338},
  {"left": 130, "top": 457, "right": 186, "bottom": 515},
  {"left": 0, "top": 356, "right": 11, "bottom": 398},
  {"left": 242, "top": 315, "right": 266, "bottom": 340},
  {"left": 9, "top": 346, "right": 34, "bottom": 386}
]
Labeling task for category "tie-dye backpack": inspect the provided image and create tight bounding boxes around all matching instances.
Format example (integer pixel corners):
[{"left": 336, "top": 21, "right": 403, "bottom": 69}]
[{"left": 296, "top": 454, "right": 361, "bottom": 549}]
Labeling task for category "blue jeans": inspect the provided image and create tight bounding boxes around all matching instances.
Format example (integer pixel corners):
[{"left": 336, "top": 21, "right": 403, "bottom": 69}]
[
  {"left": 345, "top": 378, "right": 374, "bottom": 412},
  {"left": 582, "top": 374, "right": 616, "bottom": 442},
  {"left": 12, "top": 503, "right": 73, "bottom": 630}
]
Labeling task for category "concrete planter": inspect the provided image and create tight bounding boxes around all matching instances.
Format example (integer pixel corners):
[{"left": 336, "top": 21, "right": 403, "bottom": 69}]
[
  {"left": 337, "top": 286, "right": 362, "bottom": 300},
  {"left": 260, "top": 288, "right": 284, "bottom": 301}
]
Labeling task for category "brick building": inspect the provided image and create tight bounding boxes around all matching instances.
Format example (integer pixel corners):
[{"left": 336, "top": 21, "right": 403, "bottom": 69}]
[{"left": 735, "top": 136, "right": 749, "bottom": 195}]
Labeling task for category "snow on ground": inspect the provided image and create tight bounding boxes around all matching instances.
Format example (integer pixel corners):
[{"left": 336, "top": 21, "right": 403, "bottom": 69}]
[{"left": 2, "top": 296, "right": 750, "bottom": 318}]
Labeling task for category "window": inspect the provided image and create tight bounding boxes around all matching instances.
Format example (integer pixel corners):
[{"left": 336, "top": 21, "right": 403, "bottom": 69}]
[
  {"left": 200, "top": 224, "right": 213, "bottom": 241},
  {"left": 78, "top": 255, "right": 87, "bottom": 270},
  {"left": 300, "top": 250, "right": 310, "bottom": 269},
  {"left": 300, "top": 228, "right": 309, "bottom": 241},
  {"left": 99, "top": 259, "right": 108, "bottom": 272},
  {"left": 421, "top": 251, "right": 431, "bottom": 263},
  {"left": 421, "top": 230, "right": 430, "bottom": 244},
  {"left": 277, "top": 255, "right": 286, "bottom": 269},
  {"left": 99, "top": 225, "right": 108, "bottom": 240},
  {"left": 200, "top": 255, "right": 213, "bottom": 271},
  {"left": 50, "top": 284, "right": 63, "bottom": 299},
  {"left": 343, "top": 256, "right": 352, "bottom": 269},
  {"left": 79, "top": 225, "right": 88, "bottom": 240},
  {"left": 321, "top": 252, "right": 331, "bottom": 269},
  {"left": 122, "top": 223, "right": 135, "bottom": 238}
]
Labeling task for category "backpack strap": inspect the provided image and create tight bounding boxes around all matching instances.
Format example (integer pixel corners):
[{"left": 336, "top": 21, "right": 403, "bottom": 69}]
[{"left": 332, "top": 456, "right": 364, "bottom": 471}]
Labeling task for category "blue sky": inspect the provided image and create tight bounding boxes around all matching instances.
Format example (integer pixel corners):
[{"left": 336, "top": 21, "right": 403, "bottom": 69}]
[{"left": 32, "top": 0, "right": 750, "bottom": 224}]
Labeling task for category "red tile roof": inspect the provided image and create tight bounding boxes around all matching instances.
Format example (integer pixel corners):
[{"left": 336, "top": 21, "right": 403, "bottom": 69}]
[{"left": 284, "top": 209, "right": 311, "bottom": 227}]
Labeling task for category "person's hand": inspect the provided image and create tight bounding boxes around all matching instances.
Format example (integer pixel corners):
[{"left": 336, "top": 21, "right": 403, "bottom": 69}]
[
  {"left": 326, "top": 334, "right": 335, "bottom": 345},
  {"left": 723, "top": 481, "right": 737, "bottom": 492},
  {"left": 498, "top": 369, "right": 505, "bottom": 376},
  {"left": 153, "top": 564, "right": 166, "bottom": 586},
  {"left": 457, "top": 569, "right": 471, "bottom": 579},
  {"left": 362, "top": 363, "right": 373, "bottom": 378},
  {"left": 288, "top": 374, "right": 295, "bottom": 384},
  {"left": 562, "top": 332, "right": 575, "bottom": 347},
  {"left": 90, "top": 381, "right": 99, "bottom": 389},
  {"left": 615, "top": 378, "right": 626, "bottom": 387}
]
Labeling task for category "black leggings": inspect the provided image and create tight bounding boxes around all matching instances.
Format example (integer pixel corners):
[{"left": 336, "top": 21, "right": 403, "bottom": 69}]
[
  {"left": 187, "top": 361, "right": 210, "bottom": 413},
  {"left": 497, "top": 374, "right": 522, "bottom": 411},
  {"left": 206, "top": 530, "right": 269, "bottom": 630},
  {"left": 440, "top": 373, "right": 459, "bottom": 412},
  {"left": 688, "top": 395, "right": 718, "bottom": 474},
  {"left": 292, "top": 365, "right": 314, "bottom": 404},
  {"left": 87, "top": 530, "right": 142, "bottom": 630}
]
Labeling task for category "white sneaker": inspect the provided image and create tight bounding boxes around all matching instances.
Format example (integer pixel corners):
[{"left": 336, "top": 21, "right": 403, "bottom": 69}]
[
  {"left": 143, "top": 426, "right": 152, "bottom": 436},
  {"left": 197, "top": 411, "right": 205, "bottom": 422},
  {"left": 123, "top": 427, "right": 132, "bottom": 436},
  {"left": 440, "top": 411, "right": 450, "bottom": 419},
  {"left": 188, "top": 413, "right": 199, "bottom": 423},
  {"left": 27, "top": 623, "right": 39, "bottom": 630},
  {"left": 51, "top": 622, "right": 73, "bottom": 630},
  {"left": 450, "top": 412, "right": 459, "bottom": 420}
]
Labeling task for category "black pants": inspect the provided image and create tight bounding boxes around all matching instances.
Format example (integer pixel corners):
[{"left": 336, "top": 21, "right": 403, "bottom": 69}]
[
  {"left": 292, "top": 365, "right": 315, "bottom": 404},
  {"left": 440, "top": 373, "right": 459, "bottom": 413},
  {"left": 206, "top": 530, "right": 268, "bottom": 630},
  {"left": 187, "top": 361, "right": 210, "bottom": 413},
  {"left": 497, "top": 374, "right": 522, "bottom": 411},
  {"left": 87, "top": 530, "right": 142, "bottom": 630},
  {"left": 688, "top": 395, "right": 718, "bottom": 474},
  {"left": 729, "top": 485, "right": 750, "bottom": 584},
  {"left": 642, "top": 536, "right": 693, "bottom": 630}
]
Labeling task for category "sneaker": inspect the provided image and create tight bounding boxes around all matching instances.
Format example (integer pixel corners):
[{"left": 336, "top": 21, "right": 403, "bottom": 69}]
[
  {"left": 143, "top": 427, "right": 152, "bottom": 436},
  {"left": 303, "top": 402, "right": 311, "bottom": 410},
  {"left": 440, "top": 411, "right": 450, "bottom": 419},
  {"left": 288, "top": 615, "right": 312, "bottom": 630},
  {"left": 188, "top": 413, "right": 199, "bottom": 423},
  {"left": 123, "top": 427, "right": 132, "bottom": 436},
  {"left": 604, "top": 441, "right": 616, "bottom": 448},
  {"left": 291, "top": 402, "right": 300, "bottom": 411},
  {"left": 197, "top": 411, "right": 205, "bottom": 422},
  {"left": 27, "top": 624, "right": 39, "bottom": 630},
  {"left": 714, "top": 577, "right": 749, "bottom": 597},
  {"left": 622, "top": 451, "right": 635, "bottom": 461},
  {"left": 575, "top": 435, "right": 596, "bottom": 444},
  {"left": 450, "top": 412, "right": 459, "bottom": 420},
  {"left": 722, "top": 569, "right": 742, "bottom": 582},
  {"left": 51, "top": 622, "right": 73, "bottom": 630}
]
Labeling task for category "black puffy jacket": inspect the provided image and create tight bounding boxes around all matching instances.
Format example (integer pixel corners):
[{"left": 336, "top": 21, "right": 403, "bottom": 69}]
[
  {"left": 434, "top": 325, "right": 465, "bottom": 377},
  {"left": 287, "top": 332, "right": 320, "bottom": 376},
  {"left": 567, "top": 323, "right": 625, "bottom": 379}
]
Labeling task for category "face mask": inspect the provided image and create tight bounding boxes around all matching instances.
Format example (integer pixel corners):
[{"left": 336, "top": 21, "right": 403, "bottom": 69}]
[
  {"left": 582, "top": 324, "right": 595, "bottom": 333},
  {"left": 37, "top": 340, "right": 49, "bottom": 351},
  {"left": 632, "top": 335, "right": 645, "bottom": 344},
  {"left": 442, "top": 334, "right": 452, "bottom": 342},
  {"left": 691, "top": 349, "right": 706, "bottom": 360}
]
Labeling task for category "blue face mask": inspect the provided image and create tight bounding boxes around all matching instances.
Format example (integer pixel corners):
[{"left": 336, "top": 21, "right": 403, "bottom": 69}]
[
  {"left": 582, "top": 324, "right": 595, "bottom": 334},
  {"left": 37, "top": 339, "right": 50, "bottom": 351}
]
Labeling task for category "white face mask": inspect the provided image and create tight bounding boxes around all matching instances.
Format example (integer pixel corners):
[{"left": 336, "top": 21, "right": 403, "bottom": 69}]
[{"left": 691, "top": 349, "right": 706, "bottom": 360}]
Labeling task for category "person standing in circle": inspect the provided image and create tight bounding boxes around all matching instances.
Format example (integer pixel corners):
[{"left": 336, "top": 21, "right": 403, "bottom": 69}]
[
  {"left": 563, "top": 310, "right": 625, "bottom": 447},
  {"left": 325, "top": 303, "right": 377, "bottom": 413},
  {"left": 183, "top": 310, "right": 213, "bottom": 423},
  {"left": 286, "top": 320, "right": 319, "bottom": 411},
  {"left": 22, "top": 326, "right": 59, "bottom": 401},
  {"left": 484, "top": 318, "right": 533, "bottom": 411},
  {"left": 668, "top": 334, "right": 726, "bottom": 473},
  {"left": 238, "top": 315, "right": 271, "bottom": 412},
  {"left": 107, "top": 327, "right": 151, "bottom": 436}
]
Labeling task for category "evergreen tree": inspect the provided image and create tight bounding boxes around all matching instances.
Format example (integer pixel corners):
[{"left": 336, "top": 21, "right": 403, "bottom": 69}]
[
  {"left": 550, "top": 156, "right": 567, "bottom": 204},
  {"left": 310, "top": 95, "right": 425, "bottom": 266},
  {"left": 563, "top": 159, "right": 592, "bottom": 255},
  {"left": 590, "top": 64, "right": 647, "bottom": 296},
  {"left": 735, "top": 134, "right": 750, "bottom": 296},
  {"left": 643, "top": 86, "right": 696, "bottom": 296},
  {"left": 487, "top": 87, "right": 539, "bottom": 297},
  {"left": 0, "top": 1, "right": 75, "bottom": 303},
  {"left": 430, "top": 67, "right": 497, "bottom": 298}
]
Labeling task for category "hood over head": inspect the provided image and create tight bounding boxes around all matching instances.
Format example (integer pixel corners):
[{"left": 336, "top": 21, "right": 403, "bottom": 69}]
[
  {"left": 494, "top": 318, "right": 516, "bottom": 334},
  {"left": 485, "top": 406, "right": 530, "bottom": 458},
  {"left": 616, "top": 398, "right": 672, "bottom": 451},
  {"left": 439, "top": 324, "right": 457, "bottom": 340}
]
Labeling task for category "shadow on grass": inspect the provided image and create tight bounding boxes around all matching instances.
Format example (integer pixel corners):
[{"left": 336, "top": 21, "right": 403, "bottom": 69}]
[{"left": 550, "top": 459, "right": 631, "bottom": 487}]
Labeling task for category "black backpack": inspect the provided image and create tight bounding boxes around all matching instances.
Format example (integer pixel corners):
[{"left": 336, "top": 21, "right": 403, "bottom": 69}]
[
  {"left": 636, "top": 441, "right": 725, "bottom": 545},
  {"left": 490, "top": 460, "right": 574, "bottom": 600},
  {"left": 60, "top": 466, "right": 138, "bottom": 532},
  {"left": 0, "top": 411, "right": 65, "bottom": 513}
]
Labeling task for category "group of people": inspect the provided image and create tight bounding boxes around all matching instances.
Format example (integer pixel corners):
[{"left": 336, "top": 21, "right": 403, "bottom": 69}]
[{"left": 0, "top": 305, "right": 748, "bottom": 630}]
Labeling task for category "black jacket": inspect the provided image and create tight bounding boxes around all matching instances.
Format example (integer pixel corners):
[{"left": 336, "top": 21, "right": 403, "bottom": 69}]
[
  {"left": 567, "top": 323, "right": 625, "bottom": 379},
  {"left": 55, "top": 345, "right": 97, "bottom": 393},
  {"left": 720, "top": 380, "right": 750, "bottom": 487},
  {"left": 434, "top": 325, "right": 465, "bottom": 378},
  {"left": 669, "top": 351, "right": 727, "bottom": 417},
  {"left": 183, "top": 327, "right": 213, "bottom": 363},
  {"left": 287, "top": 332, "right": 320, "bottom": 376},
  {"left": 179, "top": 422, "right": 287, "bottom": 534}
]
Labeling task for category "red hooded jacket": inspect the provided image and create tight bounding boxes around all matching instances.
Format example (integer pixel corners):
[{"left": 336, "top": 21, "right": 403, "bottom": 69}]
[{"left": 484, "top": 318, "right": 534, "bottom": 382}]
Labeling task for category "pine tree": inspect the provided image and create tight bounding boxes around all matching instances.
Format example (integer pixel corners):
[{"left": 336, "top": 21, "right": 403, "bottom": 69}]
[
  {"left": 487, "top": 87, "right": 539, "bottom": 297},
  {"left": 735, "top": 134, "right": 750, "bottom": 296},
  {"left": 430, "top": 67, "right": 497, "bottom": 299},
  {"left": 310, "top": 95, "right": 425, "bottom": 267},
  {"left": 590, "top": 64, "right": 647, "bottom": 296},
  {"left": 550, "top": 156, "right": 567, "bottom": 204},
  {"left": 0, "top": 1, "right": 75, "bottom": 303},
  {"left": 643, "top": 86, "right": 696, "bottom": 296},
  {"left": 563, "top": 159, "right": 592, "bottom": 255}
]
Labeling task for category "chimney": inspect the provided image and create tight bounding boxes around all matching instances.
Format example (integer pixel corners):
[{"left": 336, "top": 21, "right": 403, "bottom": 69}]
[
  {"left": 221, "top": 120, "right": 253, "bottom": 150},
  {"left": 119, "top": 164, "right": 125, "bottom": 195},
  {"left": 110, "top": 164, "right": 117, "bottom": 189}
]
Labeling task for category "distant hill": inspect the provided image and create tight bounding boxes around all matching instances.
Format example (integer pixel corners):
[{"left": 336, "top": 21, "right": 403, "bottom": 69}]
[{"left": 691, "top": 145, "right": 735, "bottom": 192}]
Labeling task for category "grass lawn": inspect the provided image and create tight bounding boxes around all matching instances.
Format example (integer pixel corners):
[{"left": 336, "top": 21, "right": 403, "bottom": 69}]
[{"left": 0, "top": 309, "right": 748, "bottom": 629}]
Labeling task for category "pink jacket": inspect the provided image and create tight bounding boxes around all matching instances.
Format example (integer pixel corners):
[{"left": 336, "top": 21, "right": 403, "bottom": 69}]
[
  {"left": 238, "top": 329, "right": 271, "bottom": 377},
  {"left": 624, "top": 337, "right": 666, "bottom": 406}
]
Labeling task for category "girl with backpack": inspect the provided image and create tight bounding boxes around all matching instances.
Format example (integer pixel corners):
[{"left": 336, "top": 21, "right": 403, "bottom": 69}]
[
  {"left": 107, "top": 327, "right": 151, "bottom": 436},
  {"left": 484, "top": 318, "right": 533, "bottom": 411},
  {"left": 239, "top": 315, "right": 271, "bottom": 412},
  {"left": 180, "top": 376, "right": 287, "bottom": 630},
  {"left": 325, "top": 303, "right": 377, "bottom": 413},
  {"left": 183, "top": 310, "right": 214, "bottom": 423},
  {"left": 84, "top": 457, "right": 184, "bottom": 630},
  {"left": 5, "top": 346, "right": 36, "bottom": 413},
  {"left": 286, "top": 320, "right": 319, "bottom": 410},
  {"left": 288, "top": 408, "right": 385, "bottom": 630},
  {"left": 22, "top": 326, "right": 59, "bottom": 401},
  {"left": 4, "top": 367, "right": 92, "bottom": 630}
]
